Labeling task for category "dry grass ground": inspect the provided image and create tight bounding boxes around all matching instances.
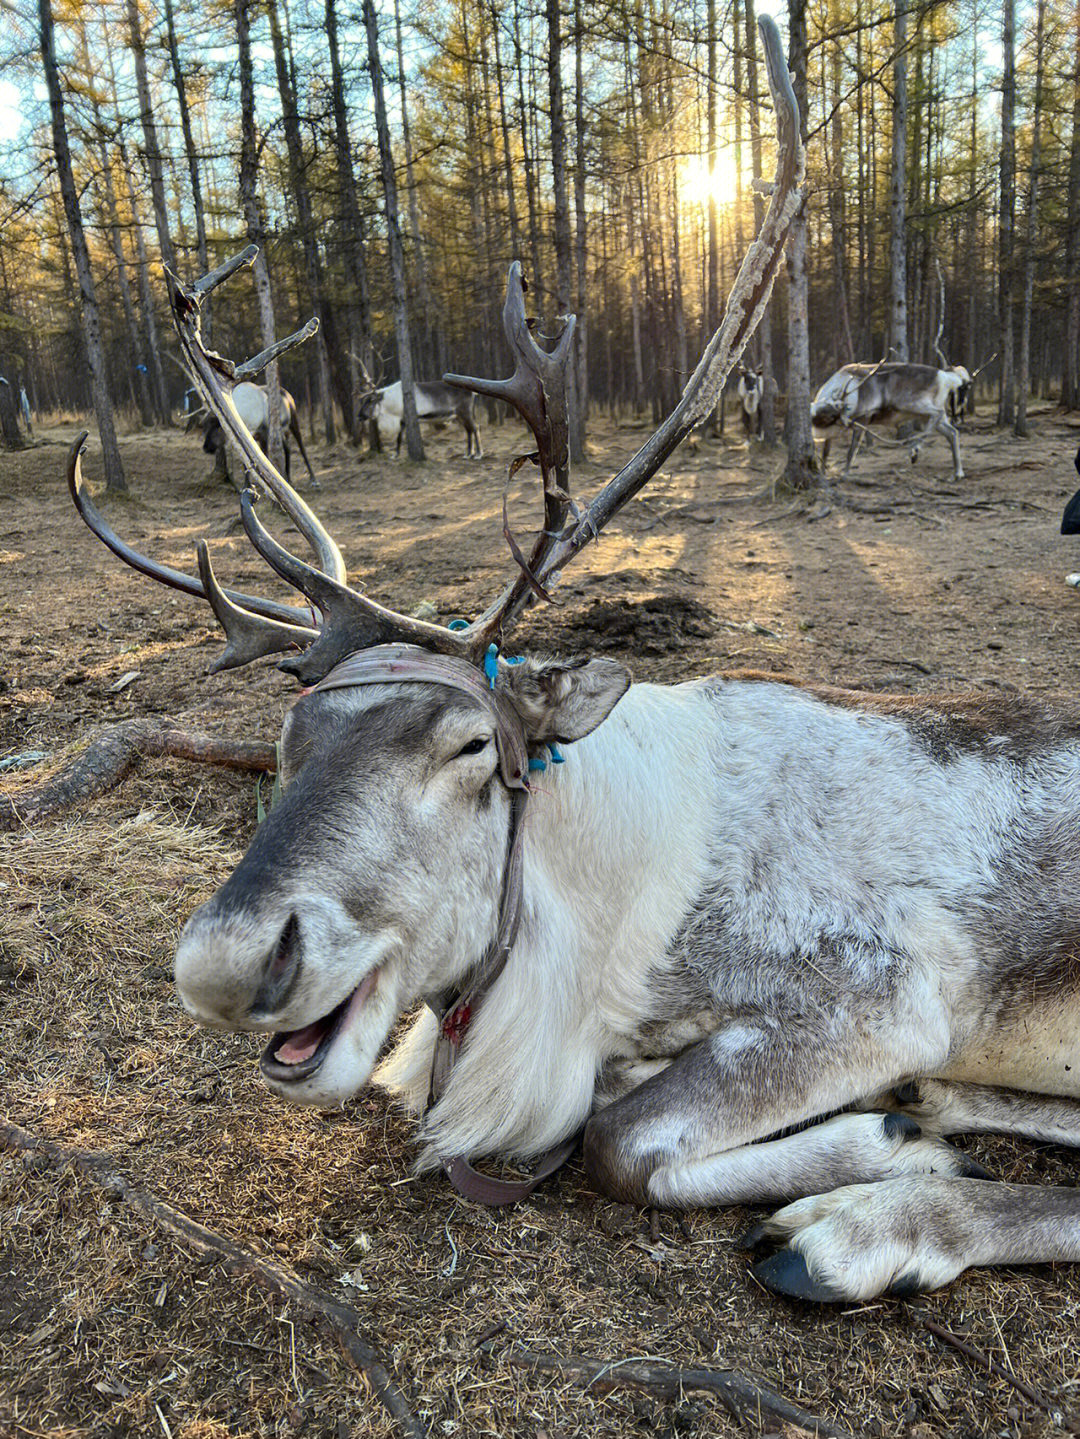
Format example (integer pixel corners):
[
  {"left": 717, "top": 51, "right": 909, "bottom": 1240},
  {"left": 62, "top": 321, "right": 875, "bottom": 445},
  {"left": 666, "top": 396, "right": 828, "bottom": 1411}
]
[{"left": 3, "top": 405, "right": 1080, "bottom": 1438}]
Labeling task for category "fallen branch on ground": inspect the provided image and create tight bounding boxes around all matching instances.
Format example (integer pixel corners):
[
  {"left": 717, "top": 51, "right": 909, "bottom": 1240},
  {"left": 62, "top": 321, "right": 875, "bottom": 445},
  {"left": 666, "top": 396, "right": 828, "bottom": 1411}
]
[
  {"left": 0, "top": 1119, "right": 426, "bottom": 1439},
  {"left": 913, "top": 1311, "right": 1080, "bottom": 1436},
  {"left": 505, "top": 1346, "right": 855, "bottom": 1437},
  {"left": 0, "top": 717, "right": 276, "bottom": 830}
]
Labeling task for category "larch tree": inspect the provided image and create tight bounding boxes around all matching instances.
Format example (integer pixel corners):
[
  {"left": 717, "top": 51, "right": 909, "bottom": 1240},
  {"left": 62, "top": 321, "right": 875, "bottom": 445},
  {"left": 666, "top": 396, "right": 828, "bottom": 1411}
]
[
  {"left": 998, "top": 0, "right": 1016, "bottom": 424},
  {"left": 889, "top": 0, "right": 909, "bottom": 361},
  {"left": 781, "top": 0, "right": 821, "bottom": 491},
  {"left": 235, "top": 0, "right": 286, "bottom": 474},
  {"left": 363, "top": 0, "right": 424, "bottom": 460},
  {"left": 1063, "top": 7, "right": 1080, "bottom": 411},
  {"left": 1014, "top": 0, "right": 1046, "bottom": 438},
  {"left": 38, "top": 0, "right": 126, "bottom": 492}
]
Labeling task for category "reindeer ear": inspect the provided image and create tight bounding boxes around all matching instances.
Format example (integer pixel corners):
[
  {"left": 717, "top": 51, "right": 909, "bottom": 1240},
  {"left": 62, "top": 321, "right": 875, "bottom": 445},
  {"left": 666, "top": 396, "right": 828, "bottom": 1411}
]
[{"left": 501, "top": 656, "right": 631, "bottom": 742}]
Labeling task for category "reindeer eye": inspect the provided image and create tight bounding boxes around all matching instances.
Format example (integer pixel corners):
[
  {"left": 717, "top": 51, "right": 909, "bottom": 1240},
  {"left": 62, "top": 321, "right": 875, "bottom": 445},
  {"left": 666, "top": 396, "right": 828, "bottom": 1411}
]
[{"left": 454, "top": 737, "right": 490, "bottom": 759}]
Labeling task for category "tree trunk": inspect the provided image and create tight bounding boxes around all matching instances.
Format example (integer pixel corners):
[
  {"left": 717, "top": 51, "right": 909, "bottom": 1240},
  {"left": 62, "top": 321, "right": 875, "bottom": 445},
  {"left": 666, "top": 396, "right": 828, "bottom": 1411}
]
[
  {"left": 103, "top": 33, "right": 171, "bottom": 427},
  {"left": 268, "top": 0, "right": 335, "bottom": 444},
  {"left": 127, "top": 0, "right": 177, "bottom": 280},
  {"left": 998, "top": 0, "right": 1016, "bottom": 425},
  {"left": 1015, "top": 0, "right": 1045, "bottom": 437},
  {"left": 547, "top": 0, "right": 583, "bottom": 462},
  {"left": 39, "top": 0, "right": 126, "bottom": 493},
  {"left": 782, "top": 0, "right": 821, "bottom": 492},
  {"left": 236, "top": 0, "right": 286, "bottom": 475},
  {"left": 828, "top": 14, "right": 854, "bottom": 364},
  {"left": 745, "top": 0, "right": 775, "bottom": 445},
  {"left": 326, "top": 0, "right": 375, "bottom": 438},
  {"left": 363, "top": 0, "right": 424, "bottom": 461},
  {"left": 162, "top": 0, "right": 211, "bottom": 340},
  {"left": 1063, "top": 14, "right": 1080, "bottom": 410},
  {"left": 94, "top": 134, "right": 155, "bottom": 428},
  {"left": 573, "top": 0, "right": 589, "bottom": 451},
  {"left": 889, "top": 0, "right": 909, "bottom": 362},
  {"left": 706, "top": 0, "right": 720, "bottom": 348},
  {"left": 0, "top": 381, "right": 25, "bottom": 449},
  {"left": 491, "top": 0, "right": 522, "bottom": 265},
  {"left": 513, "top": 0, "right": 544, "bottom": 300},
  {"left": 396, "top": 0, "right": 440, "bottom": 379}
]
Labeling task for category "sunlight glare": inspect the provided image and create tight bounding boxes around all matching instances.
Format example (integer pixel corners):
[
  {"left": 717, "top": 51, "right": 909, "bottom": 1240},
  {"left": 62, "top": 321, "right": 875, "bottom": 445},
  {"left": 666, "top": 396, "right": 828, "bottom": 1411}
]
[
  {"left": 0, "top": 79, "right": 22, "bottom": 143},
  {"left": 680, "top": 149, "right": 740, "bottom": 210}
]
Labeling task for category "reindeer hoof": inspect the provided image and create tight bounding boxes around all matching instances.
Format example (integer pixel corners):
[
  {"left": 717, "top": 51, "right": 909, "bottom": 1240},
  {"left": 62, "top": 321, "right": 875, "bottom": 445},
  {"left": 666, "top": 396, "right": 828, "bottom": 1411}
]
[{"left": 753, "top": 1248, "right": 843, "bottom": 1303}]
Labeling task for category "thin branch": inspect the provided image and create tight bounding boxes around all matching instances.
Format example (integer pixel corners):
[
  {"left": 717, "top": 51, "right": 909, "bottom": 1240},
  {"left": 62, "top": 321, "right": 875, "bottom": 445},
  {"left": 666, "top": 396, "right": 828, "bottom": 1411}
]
[
  {"left": 914, "top": 1312, "right": 1080, "bottom": 1436},
  {"left": 505, "top": 1347, "right": 856, "bottom": 1437},
  {"left": 0, "top": 1120, "right": 426, "bottom": 1439}
]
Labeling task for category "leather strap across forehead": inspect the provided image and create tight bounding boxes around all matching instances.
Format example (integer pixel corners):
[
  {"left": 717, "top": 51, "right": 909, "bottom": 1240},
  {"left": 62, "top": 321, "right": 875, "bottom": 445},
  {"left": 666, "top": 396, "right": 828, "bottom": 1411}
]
[{"left": 310, "top": 643, "right": 529, "bottom": 791}]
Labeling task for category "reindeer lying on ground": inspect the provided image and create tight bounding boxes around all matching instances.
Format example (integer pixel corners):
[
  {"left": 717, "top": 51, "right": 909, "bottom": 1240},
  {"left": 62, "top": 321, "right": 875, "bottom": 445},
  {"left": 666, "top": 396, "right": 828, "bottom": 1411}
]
[
  {"left": 70, "top": 24, "right": 1080, "bottom": 1306},
  {"left": 199, "top": 380, "right": 317, "bottom": 487},
  {"left": 811, "top": 362, "right": 970, "bottom": 480},
  {"left": 358, "top": 380, "right": 482, "bottom": 458}
]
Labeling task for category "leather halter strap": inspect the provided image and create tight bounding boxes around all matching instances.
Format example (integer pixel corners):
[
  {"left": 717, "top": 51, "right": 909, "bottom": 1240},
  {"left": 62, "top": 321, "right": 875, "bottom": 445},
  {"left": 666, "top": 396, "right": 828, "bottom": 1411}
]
[{"left": 309, "top": 644, "right": 578, "bottom": 1204}]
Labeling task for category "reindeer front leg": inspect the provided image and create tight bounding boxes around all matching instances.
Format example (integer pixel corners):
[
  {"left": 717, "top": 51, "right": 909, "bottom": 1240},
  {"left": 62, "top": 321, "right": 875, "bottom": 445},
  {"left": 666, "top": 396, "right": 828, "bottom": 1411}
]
[
  {"left": 583, "top": 1003, "right": 964, "bottom": 1208},
  {"left": 932, "top": 412, "right": 965, "bottom": 480},
  {"left": 748, "top": 1177, "right": 1080, "bottom": 1301}
]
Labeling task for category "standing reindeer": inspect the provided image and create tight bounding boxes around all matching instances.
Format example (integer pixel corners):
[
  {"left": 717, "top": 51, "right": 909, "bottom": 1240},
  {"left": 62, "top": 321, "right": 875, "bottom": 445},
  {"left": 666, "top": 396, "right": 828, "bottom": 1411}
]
[
  {"left": 69, "top": 19, "right": 1080, "bottom": 1305},
  {"left": 357, "top": 379, "right": 482, "bottom": 457},
  {"left": 736, "top": 366, "right": 763, "bottom": 439},
  {"left": 811, "top": 362, "right": 970, "bottom": 479},
  {"left": 199, "top": 380, "right": 317, "bottom": 487}
]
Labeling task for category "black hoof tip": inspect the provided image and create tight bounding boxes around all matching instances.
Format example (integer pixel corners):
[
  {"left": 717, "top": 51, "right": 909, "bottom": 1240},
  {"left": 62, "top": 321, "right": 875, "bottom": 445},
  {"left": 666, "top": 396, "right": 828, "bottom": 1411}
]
[
  {"left": 753, "top": 1248, "right": 842, "bottom": 1303},
  {"left": 883, "top": 1111, "right": 922, "bottom": 1142},
  {"left": 737, "top": 1223, "right": 769, "bottom": 1251},
  {"left": 886, "top": 1269, "right": 924, "bottom": 1298},
  {"left": 892, "top": 1080, "right": 921, "bottom": 1106},
  {"left": 957, "top": 1155, "right": 995, "bottom": 1180}
]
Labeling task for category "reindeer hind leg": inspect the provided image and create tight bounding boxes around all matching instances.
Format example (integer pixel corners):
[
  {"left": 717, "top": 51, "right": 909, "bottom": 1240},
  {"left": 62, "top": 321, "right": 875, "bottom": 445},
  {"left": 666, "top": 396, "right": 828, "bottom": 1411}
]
[{"left": 869, "top": 1077, "right": 1080, "bottom": 1147}]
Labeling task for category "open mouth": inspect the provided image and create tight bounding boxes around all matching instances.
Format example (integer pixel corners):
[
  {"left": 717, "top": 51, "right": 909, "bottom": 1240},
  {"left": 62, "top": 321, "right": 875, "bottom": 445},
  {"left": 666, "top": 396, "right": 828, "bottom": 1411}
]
[{"left": 260, "top": 968, "right": 379, "bottom": 1084}]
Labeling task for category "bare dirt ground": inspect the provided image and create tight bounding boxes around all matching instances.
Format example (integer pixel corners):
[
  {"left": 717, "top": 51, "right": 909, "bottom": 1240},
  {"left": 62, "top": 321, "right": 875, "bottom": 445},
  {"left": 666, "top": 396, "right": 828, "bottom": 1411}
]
[{"left": 3, "top": 406, "right": 1080, "bottom": 1439}]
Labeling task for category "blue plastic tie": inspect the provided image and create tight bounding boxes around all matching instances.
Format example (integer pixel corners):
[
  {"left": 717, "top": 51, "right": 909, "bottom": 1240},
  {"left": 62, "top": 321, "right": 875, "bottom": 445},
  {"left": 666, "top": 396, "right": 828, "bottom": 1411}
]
[
  {"left": 506, "top": 655, "right": 526, "bottom": 665},
  {"left": 447, "top": 618, "right": 469, "bottom": 632},
  {"left": 483, "top": 643, "right": 499, "bottom": 691},
  {"left": 548, "top": 744, "right": 565, "bottom": 765},
  {"left": 528, "top": 757, "right": 547, "bottom": 773}
]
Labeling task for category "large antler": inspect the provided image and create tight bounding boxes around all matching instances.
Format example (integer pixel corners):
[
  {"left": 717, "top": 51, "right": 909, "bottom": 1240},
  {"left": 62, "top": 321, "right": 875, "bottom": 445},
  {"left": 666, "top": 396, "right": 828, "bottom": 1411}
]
[
  {"left": 70, "top": 13, "right": 800, "bottom": 684},
  {"left": 445, "top": 13, "right": 802, "bottom": 619}
]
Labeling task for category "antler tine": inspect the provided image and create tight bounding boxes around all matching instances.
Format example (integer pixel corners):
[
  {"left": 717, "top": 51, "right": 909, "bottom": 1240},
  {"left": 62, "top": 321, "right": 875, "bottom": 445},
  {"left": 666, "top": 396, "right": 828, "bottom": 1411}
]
[
  {"left": 443, "top": 261, "right": 576, "bottom": 643},
  {"left": 235, "top": 491, "right": 472, "bottom": 683},
  {"left": 531, "top": 13, "right": 802, "bottom": 588},
  {"left": 445, "top": 261, "right": 573, "bottom": 503},
  {"left": 196, "top": 541, "right": 320, "bottom": 672},
  {"left": 68, "top": 434, "right": 314, "bottom": 631},
  {"left": 186, "top": 243, "right": 259, "bottom": 300},
  {"left": 235, "top": 318, "right": 321, "bottom": 382},
  {"left": 164, "top": 257, "right": 345, "bottom": 586}
]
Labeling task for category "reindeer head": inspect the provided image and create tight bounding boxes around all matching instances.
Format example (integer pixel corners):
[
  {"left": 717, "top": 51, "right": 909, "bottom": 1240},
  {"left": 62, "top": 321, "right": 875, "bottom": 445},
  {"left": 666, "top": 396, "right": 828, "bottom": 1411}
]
[{"left": 69, "top": 15, "right": 802, "bottom": 1110}]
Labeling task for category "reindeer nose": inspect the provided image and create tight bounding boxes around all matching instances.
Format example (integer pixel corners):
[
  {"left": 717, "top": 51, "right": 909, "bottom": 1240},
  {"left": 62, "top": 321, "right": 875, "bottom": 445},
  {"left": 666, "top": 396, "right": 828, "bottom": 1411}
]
[
  {"left": 174, "top": 905, "right": 302, "bottom": 1028},
  {"left": 249, "top": 913, "right": 303, "bottom": 1017}
]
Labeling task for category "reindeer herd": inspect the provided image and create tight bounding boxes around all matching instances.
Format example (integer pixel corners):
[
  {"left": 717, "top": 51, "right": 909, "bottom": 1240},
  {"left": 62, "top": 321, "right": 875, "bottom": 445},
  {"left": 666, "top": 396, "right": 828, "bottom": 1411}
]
[{"left": 60, "top": 15, "right": 1080, "bottom": 1311}]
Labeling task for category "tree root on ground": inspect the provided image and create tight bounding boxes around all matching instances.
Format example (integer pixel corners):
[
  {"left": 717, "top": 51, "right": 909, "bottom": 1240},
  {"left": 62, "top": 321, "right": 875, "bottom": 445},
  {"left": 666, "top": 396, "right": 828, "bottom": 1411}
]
[
  {"left": 0, "top": 1119, "right": 426, "bottom": 1439},
  {"left": 0, "top": 717, "right": 276, "bottom": 830}
]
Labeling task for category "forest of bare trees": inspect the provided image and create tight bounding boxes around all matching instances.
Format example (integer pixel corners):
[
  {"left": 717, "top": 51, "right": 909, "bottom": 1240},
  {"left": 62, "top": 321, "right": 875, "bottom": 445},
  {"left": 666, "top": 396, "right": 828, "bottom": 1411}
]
[{"left": 1, "top": 0, "right": 1078, "bottom": 461}]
